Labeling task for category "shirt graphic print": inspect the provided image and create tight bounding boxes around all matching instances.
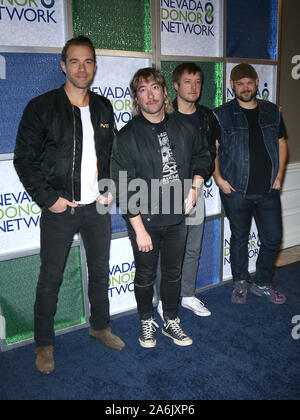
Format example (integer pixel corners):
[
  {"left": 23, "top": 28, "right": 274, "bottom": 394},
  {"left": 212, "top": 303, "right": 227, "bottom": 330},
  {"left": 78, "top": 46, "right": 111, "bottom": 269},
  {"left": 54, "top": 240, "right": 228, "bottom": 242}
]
[{"left": 157, "top": 130, "right": 179, "bottom": 185}]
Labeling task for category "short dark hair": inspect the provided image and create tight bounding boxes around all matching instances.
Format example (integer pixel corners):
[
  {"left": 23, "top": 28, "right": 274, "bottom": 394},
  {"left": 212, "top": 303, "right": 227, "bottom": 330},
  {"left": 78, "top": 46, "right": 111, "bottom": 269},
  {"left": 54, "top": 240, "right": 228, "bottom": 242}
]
[
  {"left": 172, "top": 62, "right": 203, "bottom": 85},
  {"left": 61, "top": 36, "right": 96, "bottom": 63}
]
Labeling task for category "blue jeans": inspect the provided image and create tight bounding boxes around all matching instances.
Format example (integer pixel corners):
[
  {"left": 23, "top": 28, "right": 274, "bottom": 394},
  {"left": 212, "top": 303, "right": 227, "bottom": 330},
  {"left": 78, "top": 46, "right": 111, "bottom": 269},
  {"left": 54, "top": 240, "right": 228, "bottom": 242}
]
[{"left": 221, "top": 190, "right": 282, "bottom": 286}]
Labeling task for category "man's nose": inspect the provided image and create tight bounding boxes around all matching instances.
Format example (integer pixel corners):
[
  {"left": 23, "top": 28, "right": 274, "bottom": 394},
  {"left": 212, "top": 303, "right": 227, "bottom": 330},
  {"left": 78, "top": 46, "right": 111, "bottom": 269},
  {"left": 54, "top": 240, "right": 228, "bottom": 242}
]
[
  {"left": 147, "top": 89, "right": 154, "bottom": 99},
  {"left": 78, "top": 62, "right": 86, "bottom": 71}
]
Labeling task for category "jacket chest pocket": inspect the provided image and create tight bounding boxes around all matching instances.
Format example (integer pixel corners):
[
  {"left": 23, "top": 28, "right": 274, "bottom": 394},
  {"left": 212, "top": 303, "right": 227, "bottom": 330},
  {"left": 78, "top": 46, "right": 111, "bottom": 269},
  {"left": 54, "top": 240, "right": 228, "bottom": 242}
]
[{"left": 221, "top": 128, "right": 240, "bottom": 151}]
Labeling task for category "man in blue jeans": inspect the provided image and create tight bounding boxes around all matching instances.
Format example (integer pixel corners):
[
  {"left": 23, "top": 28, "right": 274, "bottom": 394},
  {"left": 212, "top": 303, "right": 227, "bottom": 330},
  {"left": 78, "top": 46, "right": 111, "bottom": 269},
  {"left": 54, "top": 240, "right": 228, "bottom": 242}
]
[{"left": 213, "top": 63, "right": 288, "bottom": 304}]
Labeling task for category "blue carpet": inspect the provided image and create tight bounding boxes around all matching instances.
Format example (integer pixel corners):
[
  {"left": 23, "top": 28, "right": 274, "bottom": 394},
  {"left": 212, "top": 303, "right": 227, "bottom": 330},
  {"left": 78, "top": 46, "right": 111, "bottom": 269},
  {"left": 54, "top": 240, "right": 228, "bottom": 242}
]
[{"left": 0, "top": 262, "right": 300, "bottom": 400}]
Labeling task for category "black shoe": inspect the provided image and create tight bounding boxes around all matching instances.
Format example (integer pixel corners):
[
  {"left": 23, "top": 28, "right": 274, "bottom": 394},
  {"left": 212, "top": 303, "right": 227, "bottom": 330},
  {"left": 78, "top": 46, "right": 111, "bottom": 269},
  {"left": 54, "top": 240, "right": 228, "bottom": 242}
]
[
  {"left": 162, "top": 318, "right": 193, "bottom": 346},
  {"left": 139, "top": 318, "right": 159, "bottom": 348}
]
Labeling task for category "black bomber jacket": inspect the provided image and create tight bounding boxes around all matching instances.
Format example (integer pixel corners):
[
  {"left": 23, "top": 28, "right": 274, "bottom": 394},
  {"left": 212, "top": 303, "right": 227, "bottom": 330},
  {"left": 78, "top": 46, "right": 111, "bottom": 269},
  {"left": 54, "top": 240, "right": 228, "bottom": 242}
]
[
  {"left": 14, "top": 86, "right": 115, "bottom": 209},
  {"left": 173, "top": 98, "right": 218, "bottom": 165},
  {"left": 111, "top": 111, "right": 212, "bottom": 224}
]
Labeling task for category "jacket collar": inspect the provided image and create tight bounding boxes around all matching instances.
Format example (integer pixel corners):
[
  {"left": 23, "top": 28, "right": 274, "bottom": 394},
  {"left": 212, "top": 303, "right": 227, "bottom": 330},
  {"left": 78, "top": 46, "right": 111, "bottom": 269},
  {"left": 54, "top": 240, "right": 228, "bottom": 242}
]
[
  {"left": 173, "top": 97, "right": 201, "bottom": 114},
  {"left": 232, "top": 97, "right": 269, "bottom": 115},
  {"left": 59, "top": 84, "right": 95, "bottom": 108}
]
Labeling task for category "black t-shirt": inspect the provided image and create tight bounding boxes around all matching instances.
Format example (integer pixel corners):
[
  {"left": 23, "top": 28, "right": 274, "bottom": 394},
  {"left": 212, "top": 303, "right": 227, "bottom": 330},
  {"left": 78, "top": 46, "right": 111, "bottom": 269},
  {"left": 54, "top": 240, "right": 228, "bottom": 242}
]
[
  {"left": 154, "top": 116, "right": 180, "bottom": 185},
  {"left": 147, "top": 115, "right": 183, "bottom": 226},
  {"left": 242, "top": 107, "right": 286, "bottom": 195}
]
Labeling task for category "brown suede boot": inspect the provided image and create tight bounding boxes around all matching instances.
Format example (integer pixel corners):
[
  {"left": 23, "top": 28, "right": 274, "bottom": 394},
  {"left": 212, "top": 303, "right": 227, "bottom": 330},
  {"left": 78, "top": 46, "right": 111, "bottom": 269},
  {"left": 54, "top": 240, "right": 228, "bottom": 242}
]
[
  {"left": 34, "top": 346, "right": 55, "bottom": 375},
  {"left": 90, "top": 327, "right": 125, "bottom": 351}
]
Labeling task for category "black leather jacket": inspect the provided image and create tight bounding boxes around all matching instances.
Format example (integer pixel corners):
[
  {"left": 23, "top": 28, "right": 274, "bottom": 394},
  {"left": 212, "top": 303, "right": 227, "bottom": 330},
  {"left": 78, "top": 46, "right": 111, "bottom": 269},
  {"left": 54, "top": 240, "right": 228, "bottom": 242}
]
[
  {"left": 14, "top": 86, "right": 115, "bottom": 209},
  {"left": 173, "top": 98, "right": 218, "bottom": 166},
  {"left": 111, "top": 111, "right": 211, "bottom": 224}
]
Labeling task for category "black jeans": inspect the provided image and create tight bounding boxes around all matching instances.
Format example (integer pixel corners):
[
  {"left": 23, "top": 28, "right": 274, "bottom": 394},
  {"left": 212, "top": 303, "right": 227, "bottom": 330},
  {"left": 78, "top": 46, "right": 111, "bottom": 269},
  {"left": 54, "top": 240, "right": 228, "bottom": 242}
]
[
  {"left": 35, "top": 203, "right": 111, "bottom": 347},
  {"left": 128, "top": 220, "right": 187, "bottom": 321},
  {"left": 221, "top": 189, "right": 282, "bottom": 286}
]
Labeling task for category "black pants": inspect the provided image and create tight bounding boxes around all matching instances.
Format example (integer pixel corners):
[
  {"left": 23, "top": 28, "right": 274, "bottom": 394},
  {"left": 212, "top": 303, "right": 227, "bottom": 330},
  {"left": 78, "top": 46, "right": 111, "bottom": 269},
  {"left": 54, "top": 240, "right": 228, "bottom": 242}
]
[
  {"left": 128, "top": 220, "right": 187, "bottom": 321},
  {"left": 35, "top": 203, "right": 111, "bottom": 347}
]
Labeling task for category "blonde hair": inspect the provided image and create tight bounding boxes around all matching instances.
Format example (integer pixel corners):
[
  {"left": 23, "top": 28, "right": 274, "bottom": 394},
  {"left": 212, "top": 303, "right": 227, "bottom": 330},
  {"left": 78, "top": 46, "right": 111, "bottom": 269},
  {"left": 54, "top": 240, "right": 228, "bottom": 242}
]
[{"left": 130, "top": 67, "right": 174, "bottom": 116}]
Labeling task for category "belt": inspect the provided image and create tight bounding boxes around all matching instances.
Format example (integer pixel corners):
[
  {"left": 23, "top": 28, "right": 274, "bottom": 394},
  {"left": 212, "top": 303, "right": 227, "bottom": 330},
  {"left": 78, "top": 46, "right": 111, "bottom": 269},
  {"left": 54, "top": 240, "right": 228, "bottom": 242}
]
[
  {"left": 75, "top": 202, "right": 95, "bottom": 208},
  {"left": 70, "top": 201, "right": 95, "bottom": 215}
]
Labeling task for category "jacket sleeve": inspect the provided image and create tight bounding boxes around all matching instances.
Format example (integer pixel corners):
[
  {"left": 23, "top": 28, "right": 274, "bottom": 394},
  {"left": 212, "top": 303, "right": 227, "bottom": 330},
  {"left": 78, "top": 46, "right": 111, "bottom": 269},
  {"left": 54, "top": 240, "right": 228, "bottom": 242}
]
[
  {"left": 208, "top": 112, "right": 220, "bottom": 163},
  {"left": 191, "top": 125, "right": 213, "bottom": 182},
  {"left": 13, "top": 100, "right": 59, "bottom": 209},
  {"left": 110, "top": 131, "right": 140, "bottom": 220}
]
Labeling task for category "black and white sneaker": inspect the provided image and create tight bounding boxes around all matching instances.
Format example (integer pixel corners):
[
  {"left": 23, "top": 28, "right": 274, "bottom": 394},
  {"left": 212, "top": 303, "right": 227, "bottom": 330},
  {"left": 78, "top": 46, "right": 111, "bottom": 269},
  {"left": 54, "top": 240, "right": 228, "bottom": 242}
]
[
  {"left": 139, "top": 318, "right": 159, "bottom": 348},
  {"left": 162, "top": 318, "right": 193, "bottom": 346}
]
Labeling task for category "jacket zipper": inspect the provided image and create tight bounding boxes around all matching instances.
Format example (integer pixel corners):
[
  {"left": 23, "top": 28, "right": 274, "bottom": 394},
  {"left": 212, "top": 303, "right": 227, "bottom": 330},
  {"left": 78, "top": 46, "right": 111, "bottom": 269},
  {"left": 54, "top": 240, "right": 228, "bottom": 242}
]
[{"left": 71, "top": 105, "right": 76, "bottom": 203}]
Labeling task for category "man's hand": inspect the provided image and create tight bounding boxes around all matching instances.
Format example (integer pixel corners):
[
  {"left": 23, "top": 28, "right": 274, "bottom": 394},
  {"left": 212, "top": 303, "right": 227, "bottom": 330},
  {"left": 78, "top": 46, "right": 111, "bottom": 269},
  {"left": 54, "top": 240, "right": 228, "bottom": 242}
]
[
  {"left": 129, "top": 215, "right": 153, "bottom": 253},
  {"left": 96, "top": 192, "right": 114, "bottom": 206},
  {"left": 272, "top": 177, "right": 282, "bottom": 190},
  {"left": 136, "top": 230, "right": 153, "bottom": 253},
  {"left": 216, "top": 178, "right": 236, "bottom": 195},
  {"left": 49, "top": 197, "right": 78, "bottom": 213},
  {"left": 185, "top": 188, "right": 197, "bottom": 215}
]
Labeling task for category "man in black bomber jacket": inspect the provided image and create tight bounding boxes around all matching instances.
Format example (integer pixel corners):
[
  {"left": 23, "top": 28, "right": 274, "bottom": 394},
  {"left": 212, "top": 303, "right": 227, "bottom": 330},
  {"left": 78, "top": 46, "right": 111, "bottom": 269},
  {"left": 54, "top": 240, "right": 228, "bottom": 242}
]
[
  {"left": 14, "top": 36, "right": 125, "bottom": 376},
  {"left": 111, "top": 67, "right": 211, "bottom": 349}
]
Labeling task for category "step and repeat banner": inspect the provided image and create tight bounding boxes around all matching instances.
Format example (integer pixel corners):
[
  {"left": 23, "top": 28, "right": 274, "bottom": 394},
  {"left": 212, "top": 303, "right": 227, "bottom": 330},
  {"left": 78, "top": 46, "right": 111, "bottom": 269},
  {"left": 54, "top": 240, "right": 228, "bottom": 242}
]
[
  {"left": 0, "top": 0, "right": 67, "bottom": 48},
  {"left": 0, "top": 0, "right": 281, "bottom": 346},
  {"left": 161, "top": 0, "right": 224, "bottom": 57}
]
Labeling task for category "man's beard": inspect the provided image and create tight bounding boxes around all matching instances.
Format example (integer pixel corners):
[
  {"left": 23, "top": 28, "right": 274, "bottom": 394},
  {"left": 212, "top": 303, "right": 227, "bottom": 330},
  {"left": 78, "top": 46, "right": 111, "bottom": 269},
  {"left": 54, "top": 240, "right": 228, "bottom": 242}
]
[
  {"left": 68, "top": 74, "right": 94, "bottom": 90},
  {"left": 234, "top": 87, "right": 258, "bottom": 103}
]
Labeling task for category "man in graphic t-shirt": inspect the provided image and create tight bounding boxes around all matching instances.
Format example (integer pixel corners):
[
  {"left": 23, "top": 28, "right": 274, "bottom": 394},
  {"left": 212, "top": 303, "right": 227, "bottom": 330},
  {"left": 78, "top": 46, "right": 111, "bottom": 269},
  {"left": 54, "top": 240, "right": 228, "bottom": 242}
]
[
  {"left": 213, "top": 63, "right": 288, "bottom": 305},
  {"left": 14, "top": 36, "right": 125, "bottom": 376},
  {"left": 111, "top": 68, "right": 211, "bottom": 349}
]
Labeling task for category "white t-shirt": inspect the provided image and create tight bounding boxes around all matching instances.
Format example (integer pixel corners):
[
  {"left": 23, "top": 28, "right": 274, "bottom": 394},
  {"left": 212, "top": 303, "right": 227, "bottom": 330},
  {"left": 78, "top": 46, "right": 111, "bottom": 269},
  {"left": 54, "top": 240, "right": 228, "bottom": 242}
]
[{"left": 76, "top": 106, "right": 99, "bottom": 205}]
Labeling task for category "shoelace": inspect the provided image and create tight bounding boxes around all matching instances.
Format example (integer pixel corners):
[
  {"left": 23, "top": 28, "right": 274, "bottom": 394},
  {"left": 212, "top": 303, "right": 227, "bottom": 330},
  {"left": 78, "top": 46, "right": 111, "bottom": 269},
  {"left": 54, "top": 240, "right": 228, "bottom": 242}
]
[
  {"left": 235, "top": 282, "right": 247, "bottom": 296},
  {"left": 164, "top": 318, "right": 187, "bottom": 339},
  {"left": 141, "top": 319, "right": 159, "bottom": 340},
  {"left": 263, "top": 286, "right": 283, "bottom": 298}
]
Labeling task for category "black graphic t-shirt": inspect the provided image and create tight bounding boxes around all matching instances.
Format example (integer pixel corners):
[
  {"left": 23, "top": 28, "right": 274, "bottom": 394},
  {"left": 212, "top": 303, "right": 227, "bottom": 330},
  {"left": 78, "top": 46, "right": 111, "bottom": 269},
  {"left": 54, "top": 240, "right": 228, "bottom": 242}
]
[
  {"left": 151, "top": 116, "right": 183, "bottom": 226},
  {"left": 155, "top": 121, "right": 180, "bottom": 185}
]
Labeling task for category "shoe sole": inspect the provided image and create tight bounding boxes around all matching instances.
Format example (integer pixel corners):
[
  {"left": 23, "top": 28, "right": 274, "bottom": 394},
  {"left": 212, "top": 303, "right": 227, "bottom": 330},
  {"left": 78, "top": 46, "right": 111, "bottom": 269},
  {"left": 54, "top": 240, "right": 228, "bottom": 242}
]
[
  {"left": 139, "top": 338, "right": 156, "bottom": 348},
  {"left": 38, "top": 369, "right": 55, "bottom": 375},
  {"left": 36, "top": 365, "right": 55, "bottom": 375},
  {"left": 90, "top": 335, "right": 126, "bottom": 351},
  {"left": 162, "top": 329, "right": 193, "bottom": 346},
  {"left": 231, "top": 295, "right": 247, "bottom": 304},
  {"left": 181, "top": 303, "right": 211, "bottom": 316}
]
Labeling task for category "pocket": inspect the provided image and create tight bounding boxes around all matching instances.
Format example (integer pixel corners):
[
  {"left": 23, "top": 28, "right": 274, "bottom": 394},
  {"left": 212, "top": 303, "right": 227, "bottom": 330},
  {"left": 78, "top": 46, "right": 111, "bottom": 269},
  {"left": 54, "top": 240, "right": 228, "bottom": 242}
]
[
  {"left": 46, "top": 206, "right": 70, "bottom": 216},
  {"left": 222, "top": 128, "right": 239, "bottom": 150}
]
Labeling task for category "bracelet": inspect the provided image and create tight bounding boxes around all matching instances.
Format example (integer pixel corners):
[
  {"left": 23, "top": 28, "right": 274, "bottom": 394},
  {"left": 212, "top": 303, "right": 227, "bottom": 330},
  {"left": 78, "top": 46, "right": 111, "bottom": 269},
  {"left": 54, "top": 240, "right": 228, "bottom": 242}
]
[{"left": 191, "top": 186, "right": 200, "bottom": 191}]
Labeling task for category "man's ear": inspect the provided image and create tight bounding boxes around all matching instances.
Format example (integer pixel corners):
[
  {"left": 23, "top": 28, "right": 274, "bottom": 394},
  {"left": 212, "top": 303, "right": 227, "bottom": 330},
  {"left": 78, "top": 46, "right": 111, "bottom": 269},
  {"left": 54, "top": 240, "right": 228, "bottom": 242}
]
[{"left": 60, "top": 61, "right": 66, "bottom": 74}]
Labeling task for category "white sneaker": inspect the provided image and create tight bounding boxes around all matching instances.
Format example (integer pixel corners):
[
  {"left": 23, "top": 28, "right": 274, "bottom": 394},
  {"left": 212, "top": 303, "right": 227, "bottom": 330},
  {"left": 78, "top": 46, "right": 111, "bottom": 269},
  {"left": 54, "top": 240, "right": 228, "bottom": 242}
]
[
  {"left": 181, "top": 297, "right": 211, "bottom": 317},
  {"left": 157, "top": 300, "right": 180, "bottom": 323},
  {"left": 157, "top": 300, "right": 164, "bottom": 322}
]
